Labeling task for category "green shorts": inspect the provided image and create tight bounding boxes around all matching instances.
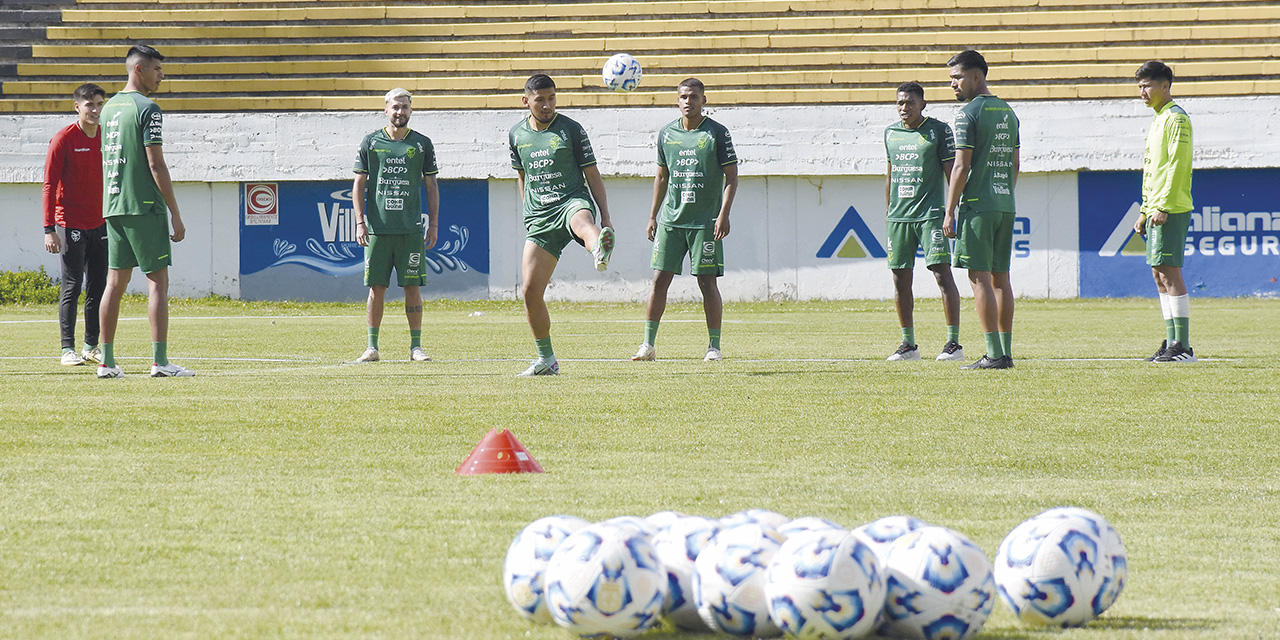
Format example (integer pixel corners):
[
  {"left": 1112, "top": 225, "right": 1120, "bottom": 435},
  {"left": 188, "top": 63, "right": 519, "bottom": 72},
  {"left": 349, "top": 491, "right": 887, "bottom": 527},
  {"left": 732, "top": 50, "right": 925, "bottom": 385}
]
[
  {"left": 526, "top": 197, "right": 595, "bottom": 260},
  {"left": 652, "top": 224, "right": 723, "bottom": 276},
  {"left": 106, "top": 214, "right": 171, "bottom": 274},
  {"left": 953, "top": 210, "right": 1015, "bottom": 273},
  {"left": 365, "top": 233, "right": 425, "bottom": 287},
  {"left": 887, "top": 219, "right": 951, "bottom": 270},
  {"left": 1145, "top": 212, "right": 1190, "bottom": 267}
]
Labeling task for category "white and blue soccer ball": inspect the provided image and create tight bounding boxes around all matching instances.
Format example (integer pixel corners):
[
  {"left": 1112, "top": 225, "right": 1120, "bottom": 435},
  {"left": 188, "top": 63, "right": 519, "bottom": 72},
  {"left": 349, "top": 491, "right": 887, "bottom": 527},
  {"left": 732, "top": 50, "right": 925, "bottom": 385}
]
[
  {"left": 853, "top": 516, "right": 930, "bottom": 565},
  {"left": 602, "top": 53, "right": 643, "bottom": 92},
  {"left": 722, "top": 508, "right": 791, "bottom": 530},
  {"left": 601, "top": 515, "right": 659, "bottom": 541},
  {"left": 880, "top": 526, "right": 996, "bottom": 640},
  {"left": 503, "top": 515, "right": 590, "bottom": 624},
  {"left": 695, "top": 523, "right": 787, "bottom": 637},
  {"left": 645, "top": 510, "right": 688, "bottom": 533},
  {"left": 777, "top": 516, "right": 846, "bottom": 539},
  {"left": 994, "top": 508, "right": 1125, "bottom": 627},
  {"left": 651, "top": 515, "right": 722, "bottom": 630},
  {"left": 543, "top": 523, "right": 668, "bottom": 638},
  {"left": 765, "top": 530, "right": 887, "bottom": 640}
]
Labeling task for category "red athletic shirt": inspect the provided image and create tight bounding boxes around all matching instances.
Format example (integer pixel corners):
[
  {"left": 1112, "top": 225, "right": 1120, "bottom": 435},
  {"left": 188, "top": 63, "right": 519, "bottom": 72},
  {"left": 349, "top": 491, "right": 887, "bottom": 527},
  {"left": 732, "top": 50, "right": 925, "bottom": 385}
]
[{"left": 42, "top": 122, "right": 103, "bottom": 230}]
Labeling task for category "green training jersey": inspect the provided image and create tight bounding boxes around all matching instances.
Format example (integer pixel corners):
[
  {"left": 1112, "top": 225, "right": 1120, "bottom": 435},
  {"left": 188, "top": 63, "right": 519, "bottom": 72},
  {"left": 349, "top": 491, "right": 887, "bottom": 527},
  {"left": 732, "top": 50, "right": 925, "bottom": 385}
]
[
  {"left": 656, "top": 116, "right": 738, "bottom": 228},
  {"left": 354, "top": 128, "right": 439, "bottom": 235},
  {"left": 1141, "top": 101, "right": 1193, "bottom": 216},
  {"left": 509, "top": 114, "right": 596, "bottom": 219},
  {"left": 885, "top": 116, "right": 955, "bottom": 222},
  {"left": 953, "top": 95, "right": 1019, "bottom": 214},
  {"left": 101, "top": 91, "right": 166, "bottom": 218}
]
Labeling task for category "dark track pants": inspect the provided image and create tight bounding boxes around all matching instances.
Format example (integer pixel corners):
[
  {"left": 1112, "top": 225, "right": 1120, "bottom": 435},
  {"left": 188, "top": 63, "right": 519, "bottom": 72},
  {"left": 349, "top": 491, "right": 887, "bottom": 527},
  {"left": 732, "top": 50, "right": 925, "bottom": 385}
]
[{"left": 59, "top": 224, "right": 108, "bottom": 350}]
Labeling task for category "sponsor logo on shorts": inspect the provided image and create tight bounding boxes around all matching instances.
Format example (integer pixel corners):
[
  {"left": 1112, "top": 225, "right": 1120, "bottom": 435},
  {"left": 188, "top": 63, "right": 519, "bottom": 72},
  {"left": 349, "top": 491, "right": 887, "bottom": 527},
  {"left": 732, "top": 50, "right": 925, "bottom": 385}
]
[
  {"left": 702, "top": 241, "right": 716, "bottom": 256},
  {"left": 70, "top": 229, "right": 81, "bottom": 242},
  {"left": 409, "top": 252, "right": 421, "bottom": 267}
]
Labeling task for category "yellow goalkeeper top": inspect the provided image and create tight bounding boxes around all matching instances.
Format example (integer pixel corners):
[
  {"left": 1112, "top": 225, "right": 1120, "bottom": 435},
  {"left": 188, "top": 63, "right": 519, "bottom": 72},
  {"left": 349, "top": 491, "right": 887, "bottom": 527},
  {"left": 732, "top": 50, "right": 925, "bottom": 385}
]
[{"left": 1141, "top": 101, "right": 1193, "bottom": 215}]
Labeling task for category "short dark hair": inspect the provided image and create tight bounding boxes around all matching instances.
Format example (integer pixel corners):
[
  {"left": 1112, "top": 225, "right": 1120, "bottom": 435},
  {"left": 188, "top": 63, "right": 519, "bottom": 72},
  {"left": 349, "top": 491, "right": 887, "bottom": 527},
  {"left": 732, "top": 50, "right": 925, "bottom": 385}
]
[
  {"left": 1135, "top": 60, "right": 1174, "bottom": 84},
  {"left": 524, "top": 74, "right": 555, "bottom": 93},
  {"left": 677, "top": 77, "right": 706, "bottom": 93},
  {"left": 126, "top": 44, "right": 164, "bottom": 69},
  {"left": 73, "top": 83, "right": 105, "bottom": 102},
  {"left": 947, "top": 49, "right": 988, "bottom": 76},
  {"left": 896, "top": 82, "right": 925, "bottom": 100}
]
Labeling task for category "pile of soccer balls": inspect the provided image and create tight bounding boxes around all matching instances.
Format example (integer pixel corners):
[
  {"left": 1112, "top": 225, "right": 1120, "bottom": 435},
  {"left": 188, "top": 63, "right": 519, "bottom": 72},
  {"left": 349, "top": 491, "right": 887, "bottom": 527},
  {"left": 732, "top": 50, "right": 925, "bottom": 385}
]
[{"left": 502, "top": 507, "right": 1126, "bottom": 639}]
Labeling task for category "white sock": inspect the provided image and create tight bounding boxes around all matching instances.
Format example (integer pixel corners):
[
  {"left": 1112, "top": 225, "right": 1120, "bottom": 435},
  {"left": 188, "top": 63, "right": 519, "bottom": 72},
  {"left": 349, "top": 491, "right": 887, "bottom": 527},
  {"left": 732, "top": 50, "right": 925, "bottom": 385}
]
[
  {"left": 1159, "top": 293, "right": 1173, "bottom": 320},
  {"left": 1170, "top": 294, "right": 1190, "bottom": 319}
]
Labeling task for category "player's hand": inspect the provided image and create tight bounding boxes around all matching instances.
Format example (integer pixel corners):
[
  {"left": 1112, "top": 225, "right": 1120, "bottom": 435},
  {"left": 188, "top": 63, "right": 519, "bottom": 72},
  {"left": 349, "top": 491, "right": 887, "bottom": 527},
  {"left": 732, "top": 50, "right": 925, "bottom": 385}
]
[
  {"left": 943, "top": 212, "right": 957, "bottom": 238},
  {"left": 714, "top": 214, "right": 730, "bottom": 240},
  {"left": 424, "top": 225, "right": 438, "bottom": 250},
  {"left": 1133, "top": 213, "right": 1147, "bottom": 236},
  {"left": 170, "top": 215, "right": 185, "bottom": 242},
  {"left": 1150, "top": 211, "right": 1169, "bottom": 227},
  {"left": 356, "top": 223, "right": 369, "bottom": 247},
  {"left": 646, "top": 219, "right": 657, "bottom": 242},
  {"left": 44, "top": 232, "right": 61, "bottom": 254}
]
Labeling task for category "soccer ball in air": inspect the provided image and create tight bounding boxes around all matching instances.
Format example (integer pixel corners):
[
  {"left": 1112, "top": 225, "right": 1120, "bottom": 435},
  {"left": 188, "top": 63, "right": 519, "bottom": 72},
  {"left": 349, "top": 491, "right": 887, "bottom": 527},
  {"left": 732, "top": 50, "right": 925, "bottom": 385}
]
[
  {"left": 880, "top": 526, "right": 996, "bottom": 640},
  {"left": 994, "top": 508, "right": 1126, "bottom": 627},
  {"left": 503, "top": 515, "right": 590, "bottom": 623},
  {"left": 602, "top": 53, "right": 643, "bottom": 92},
  {"left": 651, "top": 515, "right": 722, "bottom": 630},
  {"left": 543, "top": 523, "right": 667, "bottom": 638},
  {"left": 765, "top": 529, "right": 887, "bottom": 639},
  {"left": 694, "top": 523, "right": 787, "bottom": 637}
]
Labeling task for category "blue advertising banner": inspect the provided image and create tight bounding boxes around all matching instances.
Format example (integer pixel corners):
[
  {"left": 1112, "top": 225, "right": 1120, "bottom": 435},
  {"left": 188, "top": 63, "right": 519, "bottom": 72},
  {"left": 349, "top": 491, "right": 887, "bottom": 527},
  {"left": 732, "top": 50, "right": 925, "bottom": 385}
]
[
  {"left": 1079, "top": 169, "right": 1280, "bottom": 297},
  {"left": 239, "top": 180, "right": 489, "bottom": 301}
]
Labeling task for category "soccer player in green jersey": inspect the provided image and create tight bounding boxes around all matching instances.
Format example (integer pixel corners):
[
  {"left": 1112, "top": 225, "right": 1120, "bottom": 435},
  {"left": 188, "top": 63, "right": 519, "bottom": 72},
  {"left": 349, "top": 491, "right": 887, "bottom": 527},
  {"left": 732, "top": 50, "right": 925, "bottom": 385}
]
[
  {"left": 1133, "top": 61, "right": 1196, "bottom": 363},
  {"left": 352, "top": 88, "right": 440, "bottom": 364},
  {"left": 883, "top": 81, "right": 964, "bottom": 363},
  {"left": 509, "top": 74, "right": 615, "bottom": 376},
  {"left": 631, "top": 78, "right": 738, "bottom": 362},
  {"left": 96, "top": 45, "right": 193, "bottom": 378},
  {"left": 943, "top": 50, "right": 1020, "bottom": 370}
]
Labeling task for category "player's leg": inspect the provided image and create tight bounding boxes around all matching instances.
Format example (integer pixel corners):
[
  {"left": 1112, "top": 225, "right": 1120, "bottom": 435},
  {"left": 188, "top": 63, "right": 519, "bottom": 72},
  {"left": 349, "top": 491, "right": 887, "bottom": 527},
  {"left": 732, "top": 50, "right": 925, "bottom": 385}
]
[
  {"left": 690, "top": 227, "right": 725, "bottom": 361},
  {"left": 57, "top": 227, "right": 86, "bottom": 364},
  {"left": 634, "top": 270, "right": 674, "bottom": 361},
  {"left": 992, "top": 270, "right": 1015, "bottom": 359},
  {"left": 568, "top": 206, "right": 614, "bottom": 271},
  {"left": 696, "top": 273, "right": 723, "bottom": 361},
  {"left": 359, "top": 234, "right": 394, "bottom": 362},
  {"left": 400, "top": 235, "right": 428, "bottom": 361},
  {"left": 405, "top": 285, "right": 429, "bottom": 361},
  {"left": 81, "top": 224, "right": 108, "bottom": 363},
  {"left": 954, "top": 211, "right": 1007, "bottom": 369},
  {"left": 97, "top": 267, "right": 131, "bottom": 377},
  {"left": 1148, "top": 266, "right": 1172, "bottom": 360},
  {"left": 519, "top": 241, "right": 560, "bottom": 375},
  {"left": 358, "top": 285, "right": 387, "bottom": 362},
  {"left": 924, "top": 217, "right": 963, "bottom": 361},
  {"left": 144, "top": 266, "right": 192, "bottom": 377},
  {"left": 1153, "top": 265, "right": 1195, "bottom": 362},
  {"left": 1148, "top": 214, "right": 1193, "bottom": 362},
  {"left": 885, "top": 221, "right": 919, "bottom": 360}
]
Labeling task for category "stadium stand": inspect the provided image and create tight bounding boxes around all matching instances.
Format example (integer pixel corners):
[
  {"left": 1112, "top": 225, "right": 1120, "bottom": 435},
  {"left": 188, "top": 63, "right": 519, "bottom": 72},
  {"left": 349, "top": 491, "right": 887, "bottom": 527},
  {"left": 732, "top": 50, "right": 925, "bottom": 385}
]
[{"left": 2, "top": 0, "right": 1279, "bottom": 112}]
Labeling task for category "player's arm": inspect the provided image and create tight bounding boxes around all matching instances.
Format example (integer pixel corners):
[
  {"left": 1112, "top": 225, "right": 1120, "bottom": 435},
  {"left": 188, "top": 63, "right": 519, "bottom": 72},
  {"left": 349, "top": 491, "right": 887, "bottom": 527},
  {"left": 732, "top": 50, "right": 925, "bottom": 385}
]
[
  {"left": 714, "top": 163, "right": 738, "bottom": 241},
  {"left": 424, "top": 174, "right": 440, "bottom": 249},
  {"left": 943, "top": 148, "right": 972, "bottom": 238},
  {"left": 41, "top": 135, "right": 63, "bottom": 253},
  {"left": 145, "top": 144, "right": 184, "bottom": 242},
  {"left": 884, "top": 161, "right": 892, "bottom": 212},
  {"left": 352, "top": 172, "right": 369, "bottom": 246},
  {"left": 515, "top": 170, "right": 526, "bottom": 208},
  {"left": 582, "top": 164, "right": 611, "bottom": 229},
  {"left": 648, "top": 165, "right": 669, "bottom": 242}
]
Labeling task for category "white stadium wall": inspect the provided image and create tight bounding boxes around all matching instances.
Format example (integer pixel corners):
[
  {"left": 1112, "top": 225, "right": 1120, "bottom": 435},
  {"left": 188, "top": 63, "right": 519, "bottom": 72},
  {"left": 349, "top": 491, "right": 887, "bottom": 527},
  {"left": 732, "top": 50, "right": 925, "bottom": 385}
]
[{"left": 2, "top": 96, "right": 1278, "bottom": 300}]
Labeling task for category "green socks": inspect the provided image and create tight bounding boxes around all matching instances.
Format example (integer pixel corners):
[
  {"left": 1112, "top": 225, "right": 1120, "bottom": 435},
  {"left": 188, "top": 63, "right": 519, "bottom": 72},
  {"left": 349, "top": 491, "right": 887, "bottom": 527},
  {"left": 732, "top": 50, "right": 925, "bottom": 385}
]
[
  {"left": 1173, "top": 317, "right": 1190, "bottom": 346},
  {"left": 709, "top": 328, "right": 722, "bottom": 350},
  {"left": 947, "top": 325, "right": 960, "bottom": 343},
  {"left": 410, "top": 329, "right": 422, "bottom": 349},
  {"left": 368, "top": 327, "right": 380, "bottom": 350},
  {"left": 644, "top": 320, "right": 660, "bottom": 345},
  {"left": 1165, "top": 318, "right": 1177, "bottom": 344},
  {"left": 102, "top": 343, "right": 114, "bottom": 367},
  {"left": 984, "top": 332, "right": 1005, "bottom": 359},
  {"left": 999, "top": 332, "right": 1012, "bottom": 358},
  {"left": 535, "top": 337, "right": 555, "bottom": 362},
  {"left": 901, "top": 327, "right": 915, "bottom": 347},
  {"left": 152, "top": 341, "right": 167, "bottom": 366}
]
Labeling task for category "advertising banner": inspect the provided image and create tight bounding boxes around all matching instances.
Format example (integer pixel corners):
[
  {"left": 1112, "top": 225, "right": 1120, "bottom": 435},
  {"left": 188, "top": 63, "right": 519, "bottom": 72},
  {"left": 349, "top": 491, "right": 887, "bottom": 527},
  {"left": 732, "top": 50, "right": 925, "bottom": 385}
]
[
  {"left": 1079, "top": 169, "right": 1280, "bottom": 297},
  {"left": 239, "top": 180, "right": 489, "bottom": 301}
]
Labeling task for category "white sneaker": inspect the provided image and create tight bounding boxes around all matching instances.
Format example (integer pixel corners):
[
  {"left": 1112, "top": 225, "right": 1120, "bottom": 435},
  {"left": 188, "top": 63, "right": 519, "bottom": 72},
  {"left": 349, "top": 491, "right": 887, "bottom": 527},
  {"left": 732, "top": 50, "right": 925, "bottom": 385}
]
[
  {"left": 96, "top": 363, "right": 124, "bottom": 378},
  {"left": 631, "top": 343, "right": 656, "bottom": 361},
  {"left": 356, "top": 347, "right": 380, "bottom": 362},
  {"left": 409, "top": 346, "right": 431, "bottom": 362},
  {"left": 517, "top": 359, "right": 559, "bottom": 376},
  {"left": 151, "top": 363, "right": 195, "bottom": 377},
  {"left": 886, "top": 342, "right": 922, "bottom": 361},
  {"left": 61, "top": 350, "right": 85, "bottom": 366},
  {"left": 593, "top": 227, "right": 615, "bottom": 272},
  {"left": 704, "top": 347, "right": 723, "bottom": 362},
  {"left": 936, "top": 341, "right": 965, "bottom": 361},
  {"left": 81, "top": 345, "right": 102, "bottom": 364}
]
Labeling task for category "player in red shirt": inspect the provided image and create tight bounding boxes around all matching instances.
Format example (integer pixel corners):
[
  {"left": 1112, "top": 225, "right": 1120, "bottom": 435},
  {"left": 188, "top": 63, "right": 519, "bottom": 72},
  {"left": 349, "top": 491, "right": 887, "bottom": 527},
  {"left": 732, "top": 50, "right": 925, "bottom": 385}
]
[{"left": 42, "top": 83, "right": 107, "bottom": 366}]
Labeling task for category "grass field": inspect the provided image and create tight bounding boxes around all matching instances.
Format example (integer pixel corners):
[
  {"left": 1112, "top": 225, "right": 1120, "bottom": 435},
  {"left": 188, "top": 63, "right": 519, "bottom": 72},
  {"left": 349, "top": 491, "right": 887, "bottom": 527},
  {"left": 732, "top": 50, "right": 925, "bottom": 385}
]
[{"left": 1, "top": 296, "right": 1278, "bottom": 639}]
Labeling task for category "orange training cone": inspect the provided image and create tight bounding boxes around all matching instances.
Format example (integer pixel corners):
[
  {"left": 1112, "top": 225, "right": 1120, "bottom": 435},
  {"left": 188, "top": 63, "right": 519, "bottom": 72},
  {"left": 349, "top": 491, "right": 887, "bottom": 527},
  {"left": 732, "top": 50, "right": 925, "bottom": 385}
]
[{"left": 456, "top": 428, "right": 545, "bottom": 475}]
